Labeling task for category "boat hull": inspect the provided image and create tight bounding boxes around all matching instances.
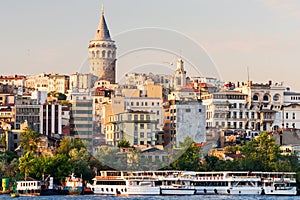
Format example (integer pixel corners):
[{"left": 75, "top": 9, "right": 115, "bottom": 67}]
[
  {"left": 263, "top": 187, "right": 297, "bottom": 196},
  {"left": 125, "top": 186, "right": 160, "bottom": 195},
  {"left": 195, "top": 187, "right": 228, "bottom": 195},
  {"left": 160, "top": 188, "right": 196, "bottom": 195},
  {"left": 227, "top": 187, "right": 262, "bottom": 195}
]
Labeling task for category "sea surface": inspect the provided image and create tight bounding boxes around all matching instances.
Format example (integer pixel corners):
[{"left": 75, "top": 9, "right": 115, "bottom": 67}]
[{"left": 0, "top": 195, "right": 299, "bottom": 200}]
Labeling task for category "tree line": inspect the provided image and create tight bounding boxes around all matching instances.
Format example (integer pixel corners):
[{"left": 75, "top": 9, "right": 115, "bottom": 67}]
[{"left": 0, "top": 128, "right": 299, "bottom": 185}]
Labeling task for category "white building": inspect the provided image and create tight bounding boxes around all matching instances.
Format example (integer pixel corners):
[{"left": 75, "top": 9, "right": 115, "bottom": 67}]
[
  {"left": 165, "top": 100, "right": 206, "bottom": 147},
  {"left": 202, "top": 90, "right": 249, "bottom": 129}
]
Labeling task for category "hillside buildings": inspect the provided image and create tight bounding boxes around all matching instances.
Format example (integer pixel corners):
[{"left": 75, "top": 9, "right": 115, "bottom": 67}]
[{"left": 2, "top": 4, "right": 300, "bottom": 159}]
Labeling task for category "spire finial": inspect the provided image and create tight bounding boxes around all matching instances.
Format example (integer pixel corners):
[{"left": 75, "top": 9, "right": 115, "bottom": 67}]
[{"left": 102, "top": 4, "right": 104, "bottom": 16}]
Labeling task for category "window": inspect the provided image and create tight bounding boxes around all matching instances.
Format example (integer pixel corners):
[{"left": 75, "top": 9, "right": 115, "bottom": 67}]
[
  {"left": 286, "top": 113, "right": 289, "bottom": 119},
  {"left": 293, "top": 113, "right": 295, "bottom": 119},
  {"left": 140, "top": 132, "right": 144, "bottom": 138},
  {"left": 156, "top": 111, "right": 160, "bottom": 115},
  {"left": 146, "top": 115, "right": 150, "bottom": 120},
  {"left": 227, "top": 112, "right": 231, "bottom": 118},
  {"left": 140, "top": 124, "right": 144, "bottom": 129},
  {"left": 140, "top": 115, "right": 144, "bottom": 120},
  {"left": 136, "top": 102, "right": 139, "bottom": 106},
  {"left": 186, "top": 109, "right": 191, "bottom": 112},
  {"left": 199, "top": 109, "right": 202, "bottom": 112},
  {"left": 273, "top": 94, "right": 280, "bottom": 102},
  {"left": 147, "top": 133, "right": 151, "bottom": 138},
  {"left": 147, "top": 124, "right": 150, "bottom": 129},
  {"left": 233, "top": 112, "right": 237, "bottom": 119},
  {"left": 263, "top": 95, "right": 269, "bottom": 101},
  {"left": 134, "top": 115, "right": 138, "bottom": 120},
  {"left": 145, "top": 102, "right": 148, "bottom": 106},
  {"left": 253, "top": 94, "right": 259, "bottom": 101}
]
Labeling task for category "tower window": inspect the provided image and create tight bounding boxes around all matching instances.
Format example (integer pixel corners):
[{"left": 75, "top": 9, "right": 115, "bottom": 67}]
[{"left": 102, "top": 50, "right": 106, "bottom": 58}]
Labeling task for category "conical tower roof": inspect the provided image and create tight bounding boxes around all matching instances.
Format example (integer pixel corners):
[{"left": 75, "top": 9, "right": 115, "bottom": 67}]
[{"left": 94, "top": 5, "right": 111, "bottom": 41}]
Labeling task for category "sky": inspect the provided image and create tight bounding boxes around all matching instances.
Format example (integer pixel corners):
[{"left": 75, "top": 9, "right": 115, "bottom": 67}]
[{"left": 1, "top": 0, "right": 300, "bottom": 90}]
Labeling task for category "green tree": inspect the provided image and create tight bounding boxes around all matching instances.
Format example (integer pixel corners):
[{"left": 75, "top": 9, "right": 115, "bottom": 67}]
[
  {"left": 239, "top": 131, "right": 281, "bottom": 171},
  {"left": 55, "top": 137, "right": 85, "bottom": 156},
  {"left": 117, "top": 139, "right": 130, "bottom": 148},
  {"left": 18, "top": 152, "right": 35, "bottom": 179},
  {"left": 169, "top": 137, "right": 202, "bottom": 171},
  {"left": 49, "top": 154, "right": 72, "bottom": 184},
  {"left": 68, "top": 147, "right": 95, "bottom": 182},
  {"left": 20, "top": 127, "right": 41, "bottom": 154},
  {"left": 57, "top": 93, "right": 67, "bottom": 100}
]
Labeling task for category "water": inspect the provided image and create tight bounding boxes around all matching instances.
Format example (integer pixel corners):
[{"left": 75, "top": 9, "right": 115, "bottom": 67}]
[{"left": 0, "top": 195, "right": 298, "bottom": 200}]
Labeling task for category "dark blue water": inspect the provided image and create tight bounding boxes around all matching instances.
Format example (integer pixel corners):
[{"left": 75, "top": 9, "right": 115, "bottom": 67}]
[{"left": 0, "top": 195, "right": 298, "bottom": 200}]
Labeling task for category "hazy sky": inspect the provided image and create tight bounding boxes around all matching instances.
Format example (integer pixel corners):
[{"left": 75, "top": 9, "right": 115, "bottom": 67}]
[{"left": 1, "top": 0, "right": 300, "bottom": 90}]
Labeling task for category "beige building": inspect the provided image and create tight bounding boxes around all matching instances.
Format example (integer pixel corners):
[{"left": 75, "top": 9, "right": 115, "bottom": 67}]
[
  {"left": 106, "top": 110, "right": 158, "bottom": 146},
  {"left": 69, "top": 73, "right": 98, "bottom": 92},
  {"left": 0, "top": 75, "right": 26, "bottom": 87},
  {"left": 48, "top": 74, "right": 69, "bottom": 94}
]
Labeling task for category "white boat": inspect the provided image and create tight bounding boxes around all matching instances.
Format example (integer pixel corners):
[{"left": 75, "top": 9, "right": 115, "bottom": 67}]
[
  {"left": 253, "top": 172, "right": 297, "bottom": 196},
  {"left": 159, "top": 173, "right": 196, "bottom": 195},
  {"left": 88, "top": 171, "right": 160, "bottom": 195},
  {"left": 185, "top": 171, "right": 262, "bottom": 195}
]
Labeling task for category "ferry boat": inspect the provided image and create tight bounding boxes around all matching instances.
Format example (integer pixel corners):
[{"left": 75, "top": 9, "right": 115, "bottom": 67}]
[
  {"left": 88, "top": 171, "right": 160, "bottom": 195},
  {"left": 184, "top": 171, "right": 261, "bottom": 195},
  {"left": 253, "top": 172, "right": 297, "bottom": 196}
]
